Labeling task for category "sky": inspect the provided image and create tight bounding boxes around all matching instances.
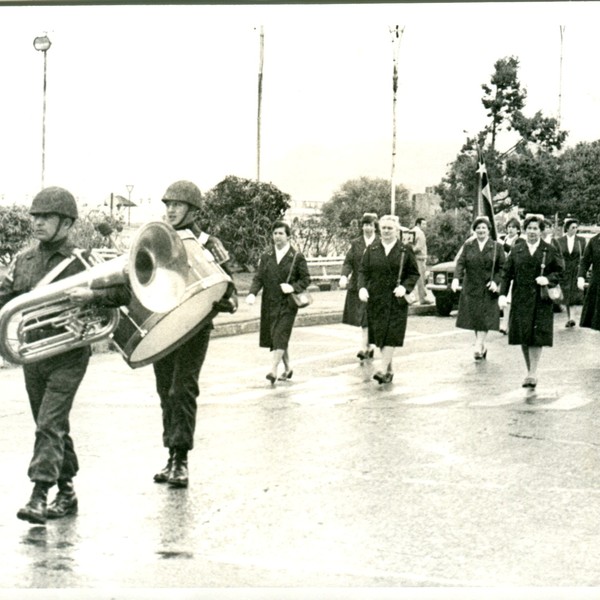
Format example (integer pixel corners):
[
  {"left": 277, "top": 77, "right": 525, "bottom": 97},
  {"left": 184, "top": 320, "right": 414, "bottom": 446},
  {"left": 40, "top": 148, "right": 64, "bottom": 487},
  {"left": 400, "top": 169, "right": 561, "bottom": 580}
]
[{"left": 1, "top": 2, "right": 600, "bottom": 214}]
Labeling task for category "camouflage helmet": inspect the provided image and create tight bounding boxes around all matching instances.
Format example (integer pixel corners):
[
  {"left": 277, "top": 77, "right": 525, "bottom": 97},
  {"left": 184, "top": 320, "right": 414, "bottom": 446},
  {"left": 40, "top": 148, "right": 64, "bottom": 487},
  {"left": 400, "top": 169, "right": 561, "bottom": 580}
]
[
  {"left": 29, "top": 186, "right": 78, "bottom": 220},
  {"left": 161, "top": 180, "right": 202, "bottom": 210}
]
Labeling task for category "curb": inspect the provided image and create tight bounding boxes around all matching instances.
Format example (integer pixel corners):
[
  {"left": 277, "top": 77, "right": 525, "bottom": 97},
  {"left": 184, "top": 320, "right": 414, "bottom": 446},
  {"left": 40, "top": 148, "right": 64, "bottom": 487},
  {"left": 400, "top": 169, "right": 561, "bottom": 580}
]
[{"left": 212, "top": 303, "right": 438, "bottom": 339}]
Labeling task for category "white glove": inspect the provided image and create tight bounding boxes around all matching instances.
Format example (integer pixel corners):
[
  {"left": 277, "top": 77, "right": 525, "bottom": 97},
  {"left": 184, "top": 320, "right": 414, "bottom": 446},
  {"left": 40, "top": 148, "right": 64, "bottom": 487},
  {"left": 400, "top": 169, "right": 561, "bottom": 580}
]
[
  {"left": 358, "top": 288, "right": 369, "bottom": 302},
  {"left": 245, "top": 293, "right": 256, "bottom": 305},
  {"left": 498, "top": 295, "right": 508, "bottom": 310},
  {"left": 338, "top": 275, "right": 348, "bottom": 290},
  {"left": 577, "top": 277, "right": 586, "bottom": 291},
  {"left": 535, "top": 275, "right": 549, "bottom": 286},
  {"left": 393, "top": 285, "right": 406, "bottom": 298},
  {"left": 280, "top": 283, "right": 294, "bottom": 294},
  {"left": 487, "top": 281, "right": 498, "bottom": 294},
  {"left": 451, "top": 278, "right": 460, "bottom": 293}
]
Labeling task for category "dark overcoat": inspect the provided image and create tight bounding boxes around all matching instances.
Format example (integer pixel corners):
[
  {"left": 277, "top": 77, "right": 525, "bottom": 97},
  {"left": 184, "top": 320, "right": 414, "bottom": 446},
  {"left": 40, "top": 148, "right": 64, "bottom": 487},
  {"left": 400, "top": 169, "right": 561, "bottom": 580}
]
[
  {"left": 357, "top": 240, "right": 420, "bottom": 348},
  {"left": 249, "top": 247, "right": 311, "bottom": 350},
  {"left": 341, "top": 236, "right": 374, "bottom": 327},
  {"left": 454, "top": 237, "right": 506, "bottom": 332},
  {"left": 499, "top": 239, "right": 563, "bottom": 347},
  {"left": 555, "top": 234, "right": 586, "bottom": 306},
  {"left": 579, "top": 233, "right": 600, "bottom": 331}
]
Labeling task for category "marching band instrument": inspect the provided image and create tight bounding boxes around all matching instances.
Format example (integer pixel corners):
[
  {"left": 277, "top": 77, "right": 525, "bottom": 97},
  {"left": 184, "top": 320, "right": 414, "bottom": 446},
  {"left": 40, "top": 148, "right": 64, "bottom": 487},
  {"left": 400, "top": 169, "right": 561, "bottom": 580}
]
[
  {"left": 110, "top": 229, "right": 233, "bottom": 368},
  {"left": 0, "top": 221, "right": 189, "bottom": 365}
]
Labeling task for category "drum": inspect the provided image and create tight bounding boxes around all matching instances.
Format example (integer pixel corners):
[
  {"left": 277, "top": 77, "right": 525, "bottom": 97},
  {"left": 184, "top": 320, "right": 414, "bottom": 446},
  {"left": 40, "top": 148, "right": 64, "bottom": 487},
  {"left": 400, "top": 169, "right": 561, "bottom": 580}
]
[{"left": 110, "top": 230, "right": 232, "bottom": 369}]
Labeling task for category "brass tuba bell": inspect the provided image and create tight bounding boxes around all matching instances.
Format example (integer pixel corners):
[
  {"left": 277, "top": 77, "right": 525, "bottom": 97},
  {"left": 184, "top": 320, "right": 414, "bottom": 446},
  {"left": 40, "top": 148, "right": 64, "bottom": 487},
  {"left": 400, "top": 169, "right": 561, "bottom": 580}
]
[{"left": 0, "top": 221, "right": 189, "bottom": 365}]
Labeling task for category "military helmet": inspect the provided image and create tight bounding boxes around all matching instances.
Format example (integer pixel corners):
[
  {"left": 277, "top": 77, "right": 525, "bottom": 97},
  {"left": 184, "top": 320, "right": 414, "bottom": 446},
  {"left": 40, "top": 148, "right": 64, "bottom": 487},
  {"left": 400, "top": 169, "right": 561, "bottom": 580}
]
[
  {"left": 161, "top": 180, "right": 202, "bottom": 210},
  {"left": 29, "top": 187, "right": 78, "bottom": 219}
]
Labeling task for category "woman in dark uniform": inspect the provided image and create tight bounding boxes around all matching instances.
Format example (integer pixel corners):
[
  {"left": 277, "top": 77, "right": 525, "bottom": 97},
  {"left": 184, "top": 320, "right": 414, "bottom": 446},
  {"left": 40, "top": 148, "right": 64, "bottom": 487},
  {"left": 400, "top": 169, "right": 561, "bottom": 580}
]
[
  {"left": 357, "top": 215, "right": 420, "bottom": 384},
  {"left": 578, "top": 231, "right": 600, "bottom": 332},
  {"left": 555, "top": 217, "right": 586, "bottom": 328},
  {"left": 499, "top": 217, "right": 523, "bottom": 334},
  {"left": 498, "top": 214, "right": 564, "bottom": 389},
  {"left": 339, "top": 212, "right": 378, "bottom": 362},
  {"left": 246, "top": 221, "right": 311, "bottom": 385},
  {"left": 451, "top": 216, "right": 506, "bottom": 360}
]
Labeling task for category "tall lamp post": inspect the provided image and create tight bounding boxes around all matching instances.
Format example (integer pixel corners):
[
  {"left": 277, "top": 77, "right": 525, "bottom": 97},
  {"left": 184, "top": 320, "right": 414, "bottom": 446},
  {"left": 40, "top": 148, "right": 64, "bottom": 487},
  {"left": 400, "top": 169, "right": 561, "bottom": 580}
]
[
  {"left": 33, "top": 34, "right": 52, "bottom": 189},
  {"left": 126, "top": 184, "right": 134, "bottom": 226}
]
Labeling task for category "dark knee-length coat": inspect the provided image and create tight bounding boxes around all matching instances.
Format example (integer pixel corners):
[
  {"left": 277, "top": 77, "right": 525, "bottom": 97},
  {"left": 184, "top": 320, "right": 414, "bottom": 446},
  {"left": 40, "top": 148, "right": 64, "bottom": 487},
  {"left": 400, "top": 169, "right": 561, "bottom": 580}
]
[
  {"left": 579, "top": 233, "right": 600, "bottom": 331},
  {"left": 249, "top": 247, "right": 311, "bottom": 351},
  {"left": 357, "top": 240, "right": 420, "bottom": 348},
  {"left": 341, "top": 235, "right": 376, "bottom": 327},
  {"left": 499, "top": 239, "right": 563, "bottom": 347},
  {"left": 454, "top": 237, "right": 506, "bottom": 332},
  {"left": 555, "top": 234, "right": 586, "bottom": 306}
]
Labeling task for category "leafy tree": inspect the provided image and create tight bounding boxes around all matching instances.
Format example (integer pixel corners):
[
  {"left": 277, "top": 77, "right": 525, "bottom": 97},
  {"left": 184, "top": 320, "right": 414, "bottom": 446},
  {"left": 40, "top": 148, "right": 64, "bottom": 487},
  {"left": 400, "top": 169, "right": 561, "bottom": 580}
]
[
  {"left": 481, "top": 56, "right": 526, "bottom": 151},
  {"left": 426, "top": 208, "right": 472, "bottom": 264},
  {"left": 557, "top": 140, "right": 600, "bottom": 223},
  {"left": 199, "top": 176, "right": 291, "bottom": 270},
  {"left": 0, "top": 205, "right": 32, "bottom": 265},
  {"left": 321, "top": 176, "right": 413, "bottom": 235}
]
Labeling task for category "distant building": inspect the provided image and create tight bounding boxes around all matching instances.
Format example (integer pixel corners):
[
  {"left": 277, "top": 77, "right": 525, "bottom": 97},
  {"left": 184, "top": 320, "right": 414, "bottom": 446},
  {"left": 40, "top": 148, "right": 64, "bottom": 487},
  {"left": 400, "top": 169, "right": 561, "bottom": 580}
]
[
  {"left": 411, "top": 187, "right": 442, "bottom": 219},
  {"left": 285, "top": 198, "right": 324, "bottom": 222}
]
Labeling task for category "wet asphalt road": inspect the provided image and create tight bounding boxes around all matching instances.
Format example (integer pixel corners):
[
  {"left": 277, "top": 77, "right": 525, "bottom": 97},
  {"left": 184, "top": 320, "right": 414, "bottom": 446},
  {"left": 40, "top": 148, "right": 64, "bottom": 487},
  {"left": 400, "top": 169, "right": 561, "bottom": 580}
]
[{"left": 1, "top": 309, "right": 600, "bottom": 598}]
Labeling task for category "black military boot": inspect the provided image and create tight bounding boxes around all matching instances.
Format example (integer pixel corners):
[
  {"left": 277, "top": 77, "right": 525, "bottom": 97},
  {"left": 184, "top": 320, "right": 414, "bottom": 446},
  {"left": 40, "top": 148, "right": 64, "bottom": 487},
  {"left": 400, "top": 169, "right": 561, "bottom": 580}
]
[
  {"left": 167, "top": 448, "right": 189, "bottom": 488},
  {"left": 153, "top": 448, "right": 174, "bottom": 483},
  {"left": 46, "top": 479, "right": 78, "bottom": 519},
  {"left": 17, "top": 482, "right": 51, "bottom": 525}
]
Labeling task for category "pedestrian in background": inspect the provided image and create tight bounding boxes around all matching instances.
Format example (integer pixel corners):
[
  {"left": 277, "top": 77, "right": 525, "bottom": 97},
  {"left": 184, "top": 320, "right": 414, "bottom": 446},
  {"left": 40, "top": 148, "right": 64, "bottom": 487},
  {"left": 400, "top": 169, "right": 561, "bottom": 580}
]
[
  {"left": 498, "top": 214, "right": 563, "bottom": 389},
  {"left": 410, "top": 217, "right": 433, "bottom": 305},
  {"left": 452, "top": 216, "right": 506, "bottom": 360},
  {"left": 358, "top": 215, "right": 420, "bottom": 384},
  {"left": 152, "top": 181, "right": 238, "bottom": 489},
  {"left": 499, "top": 217, "right": 523, "bottom": 334},
  {"left": 555, "top": 217, "right": 586, "bottom": 328},
  {"left": 577, "top": 230, "right": 600, "bottom": 333},
  {"left": 246, "top": 220, "right": 311, "bottom": 385},
  {"left": 0, "top": 187, "right": 131, "bottom": 524},
  {"left": 339, "top": 212, "right": 378, "bottom": 362}
]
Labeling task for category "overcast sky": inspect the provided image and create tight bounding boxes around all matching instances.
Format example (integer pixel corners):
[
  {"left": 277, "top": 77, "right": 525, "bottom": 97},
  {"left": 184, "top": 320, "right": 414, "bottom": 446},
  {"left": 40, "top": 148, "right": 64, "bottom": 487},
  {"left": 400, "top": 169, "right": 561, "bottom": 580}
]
[{"left": 1, "top": 2, "right": 599, "bottom": 212}]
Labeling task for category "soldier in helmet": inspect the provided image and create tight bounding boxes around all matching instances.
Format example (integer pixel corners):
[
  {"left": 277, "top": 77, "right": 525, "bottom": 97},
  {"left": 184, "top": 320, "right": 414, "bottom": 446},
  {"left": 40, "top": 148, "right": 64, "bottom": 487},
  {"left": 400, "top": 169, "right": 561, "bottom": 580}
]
[
  {"left": 0, "top": 186, "right": 131, "bottom": 525},
  {"left": 152, "top": 180, "right": 237, "bottom": 489}
]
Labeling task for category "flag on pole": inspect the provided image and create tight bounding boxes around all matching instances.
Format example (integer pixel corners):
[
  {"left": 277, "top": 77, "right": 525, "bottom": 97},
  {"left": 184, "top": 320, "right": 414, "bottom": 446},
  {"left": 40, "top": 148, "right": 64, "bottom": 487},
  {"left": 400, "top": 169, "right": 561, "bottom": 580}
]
[{"left": 475, "top": 146, "right": 498, "bottom": 240}]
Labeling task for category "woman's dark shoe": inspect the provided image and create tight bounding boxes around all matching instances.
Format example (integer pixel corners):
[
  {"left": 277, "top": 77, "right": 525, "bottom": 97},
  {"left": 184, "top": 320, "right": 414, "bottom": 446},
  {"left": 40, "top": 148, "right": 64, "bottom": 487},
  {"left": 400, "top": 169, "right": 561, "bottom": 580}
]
[
  {"left": 278, "top": 370, "right": 294, "bottom": 381},
  {"left": 266, "top": 373, "right": 277, "bottom": 385},
  {"left": 522, "top": 376, "right": 537, "bottom": 388},
  {"left": 382, "top": 372, "right": 394, "bottom": 384},
  {"left": 481, "top": 348, "right": 487, "bottom": 360},
  {"left": 565, "top": 320, "right": 576, "bottom": 328},
  {"left": 474, "top": 352, "right": 482, "bottom": 360},
  {"left": 499, "top": 328, "right": 507, "bottom": 335},
  {"left": 367, "top": 349, "right": 375, "bottom": 359},
  {"left": 357, "top": 350, "right": 367, "bottom": 361},
  {"left": 372, "top": 371, "right": 385, "bottom": 383}
]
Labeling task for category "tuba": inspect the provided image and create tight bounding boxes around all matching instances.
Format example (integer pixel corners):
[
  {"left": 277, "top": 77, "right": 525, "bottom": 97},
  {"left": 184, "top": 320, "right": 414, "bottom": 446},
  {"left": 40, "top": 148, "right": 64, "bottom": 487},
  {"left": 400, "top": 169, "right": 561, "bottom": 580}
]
[{"left": 0, "top": 221, "right": 189, "bottom": 365}]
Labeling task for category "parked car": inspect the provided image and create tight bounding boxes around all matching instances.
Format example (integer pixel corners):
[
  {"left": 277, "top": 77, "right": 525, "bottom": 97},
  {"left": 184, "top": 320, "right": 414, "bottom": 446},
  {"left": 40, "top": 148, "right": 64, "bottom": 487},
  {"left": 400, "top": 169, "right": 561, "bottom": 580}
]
[{"left": 426, "top": 261, "right": 460, "bottom": 316}]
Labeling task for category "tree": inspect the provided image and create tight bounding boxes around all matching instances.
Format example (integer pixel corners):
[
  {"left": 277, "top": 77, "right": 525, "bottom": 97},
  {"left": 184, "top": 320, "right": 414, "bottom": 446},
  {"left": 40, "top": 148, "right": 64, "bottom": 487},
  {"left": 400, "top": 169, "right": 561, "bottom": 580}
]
[
  {"left": 481, "top": 56, "right": 526, "bottom": 151},
  {"left": 0, "top": 205, "right": 33, "bottom": 265},
  {"left": 199, "top": 176, "right": 291, "bottom": 270},
  {"left": 557, "top": 140, "right": 600, "bottom": 223},
  {"left": 321, "top": 176, "right": 413, "bottom": 235},
  {"left": 426, "top": 208, "right": 472, "bottom": 263}
]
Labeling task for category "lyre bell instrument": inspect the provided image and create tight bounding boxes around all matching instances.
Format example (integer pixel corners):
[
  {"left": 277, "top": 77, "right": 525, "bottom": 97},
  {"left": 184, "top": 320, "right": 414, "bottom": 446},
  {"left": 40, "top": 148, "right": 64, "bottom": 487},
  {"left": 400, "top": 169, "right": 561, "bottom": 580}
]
[{"left": 0, "top": 221, "right": 190, "bottom": 365}]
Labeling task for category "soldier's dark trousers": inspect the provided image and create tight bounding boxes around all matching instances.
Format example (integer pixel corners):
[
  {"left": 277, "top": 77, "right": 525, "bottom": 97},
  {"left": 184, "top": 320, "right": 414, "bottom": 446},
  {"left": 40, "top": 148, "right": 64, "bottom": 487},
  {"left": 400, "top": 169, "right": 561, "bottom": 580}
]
[
  {"left": 23, "top": 347, "right": 90, "bottom": 484},
  {"left": 153, "top": 325, "right": 211, "bottom": 451}
]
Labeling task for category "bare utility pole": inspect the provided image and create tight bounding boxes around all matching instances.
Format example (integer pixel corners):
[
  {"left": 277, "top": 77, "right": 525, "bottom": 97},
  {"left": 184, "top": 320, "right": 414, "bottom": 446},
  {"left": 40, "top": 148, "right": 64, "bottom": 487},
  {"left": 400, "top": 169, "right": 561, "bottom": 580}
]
[
  {"left": 390, "top": 25, "right": 405, "bottom": 216},
  {"left": 558, "top": 25, "right": 565, "bottom": 127},
  {"left": 256, "top": 25, "right": 264, "bottom": 181}
]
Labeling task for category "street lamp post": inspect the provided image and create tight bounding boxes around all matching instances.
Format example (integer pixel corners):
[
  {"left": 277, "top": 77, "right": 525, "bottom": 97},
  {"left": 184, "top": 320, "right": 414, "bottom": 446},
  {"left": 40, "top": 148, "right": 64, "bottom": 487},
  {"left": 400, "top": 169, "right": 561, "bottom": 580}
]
[
  {"left": 126, "top": 184, "right": 134, "bottom": 226},
  {"left": 33, "top": 34, "right": 52, "bottom": 189}
]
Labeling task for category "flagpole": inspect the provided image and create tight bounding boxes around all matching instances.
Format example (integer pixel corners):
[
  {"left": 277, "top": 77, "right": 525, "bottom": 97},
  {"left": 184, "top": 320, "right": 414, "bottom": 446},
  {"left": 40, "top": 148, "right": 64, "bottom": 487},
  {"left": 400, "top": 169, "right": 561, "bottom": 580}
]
[
  {"left": 390, "top": 25, "right": 404, "bottom": 216},
  {"left": 256, "top": 25, "right": 264, "bottom": 182}
]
